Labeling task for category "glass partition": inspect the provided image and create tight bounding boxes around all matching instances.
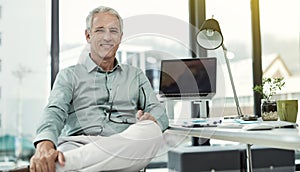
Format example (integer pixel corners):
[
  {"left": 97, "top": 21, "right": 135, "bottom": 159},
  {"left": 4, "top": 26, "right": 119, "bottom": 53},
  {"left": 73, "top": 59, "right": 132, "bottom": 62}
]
[
  {"left": 260, "top": 0, "right": 300, "bottom": 124},
  {"left": 206, "top": 0, "right": 253, "bottom": 116},
  {"left": 0, "top": 0, "right": 49, "bottom": 168}
]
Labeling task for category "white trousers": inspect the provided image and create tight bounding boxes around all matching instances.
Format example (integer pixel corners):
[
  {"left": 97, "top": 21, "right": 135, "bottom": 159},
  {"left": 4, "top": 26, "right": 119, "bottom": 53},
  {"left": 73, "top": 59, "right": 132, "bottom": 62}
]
[{"left": 56, "top": 120, "right": 163, "bottom": 172}]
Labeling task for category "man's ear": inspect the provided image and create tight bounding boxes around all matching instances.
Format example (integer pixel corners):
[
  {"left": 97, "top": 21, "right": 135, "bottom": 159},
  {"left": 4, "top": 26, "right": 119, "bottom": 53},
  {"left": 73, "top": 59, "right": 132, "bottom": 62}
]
[
  {"left": 119, "top": 32, "right": 123, "bottom": 43},
  {"left": 85, "top": 30, "right": 91, "bottom": 43}
]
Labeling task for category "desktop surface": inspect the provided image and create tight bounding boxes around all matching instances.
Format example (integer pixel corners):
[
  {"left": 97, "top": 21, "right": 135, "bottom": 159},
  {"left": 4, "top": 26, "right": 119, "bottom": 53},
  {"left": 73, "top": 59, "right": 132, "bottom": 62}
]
[{"left": 167, "top": 118, "right": 300, "bottom": 150}]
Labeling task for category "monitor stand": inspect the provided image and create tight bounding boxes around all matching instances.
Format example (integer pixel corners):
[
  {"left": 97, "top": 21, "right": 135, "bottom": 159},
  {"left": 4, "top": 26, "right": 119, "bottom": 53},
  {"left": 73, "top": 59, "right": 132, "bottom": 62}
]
[{"left": 191, "top": 100, "right": 210, "bottom": 146}]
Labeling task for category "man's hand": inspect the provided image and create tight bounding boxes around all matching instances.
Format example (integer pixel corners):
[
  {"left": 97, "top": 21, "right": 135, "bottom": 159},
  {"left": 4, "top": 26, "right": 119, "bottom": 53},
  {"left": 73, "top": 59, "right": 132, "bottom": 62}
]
[
  {"left": 30, "top": 140, "right": 65, "bottom": 172},
  {"left": 136, "top": 110, "right": 157, "bottom": 123}
]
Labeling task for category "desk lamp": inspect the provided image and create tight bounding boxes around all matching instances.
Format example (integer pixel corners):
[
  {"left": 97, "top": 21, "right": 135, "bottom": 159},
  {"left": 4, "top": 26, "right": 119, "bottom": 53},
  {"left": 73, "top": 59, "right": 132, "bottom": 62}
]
[{"left": 196, "top": 18, "right": 247, "bottom": 119}]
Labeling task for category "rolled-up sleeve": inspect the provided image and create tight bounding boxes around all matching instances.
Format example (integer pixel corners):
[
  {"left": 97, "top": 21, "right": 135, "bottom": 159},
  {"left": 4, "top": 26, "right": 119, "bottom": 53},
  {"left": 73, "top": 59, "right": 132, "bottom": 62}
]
[
  {"left": 138, "top": 69, "right": 169, "bottom": 131},
  {"left": 33, "top": 68, "right": 74, "bottom": 147}
]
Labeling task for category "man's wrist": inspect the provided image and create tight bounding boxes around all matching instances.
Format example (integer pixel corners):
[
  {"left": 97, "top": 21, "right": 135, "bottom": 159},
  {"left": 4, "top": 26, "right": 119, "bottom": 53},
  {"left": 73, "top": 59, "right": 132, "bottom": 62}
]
[{"left": 36, "top": 140, "right": 55, "bottom": 150}]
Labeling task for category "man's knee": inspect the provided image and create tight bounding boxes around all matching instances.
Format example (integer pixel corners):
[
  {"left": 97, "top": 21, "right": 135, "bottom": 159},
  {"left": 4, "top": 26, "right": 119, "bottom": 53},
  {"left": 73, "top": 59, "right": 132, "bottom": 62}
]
[{"left": 120, "top": 120, "right": 162, "bottom": 140}]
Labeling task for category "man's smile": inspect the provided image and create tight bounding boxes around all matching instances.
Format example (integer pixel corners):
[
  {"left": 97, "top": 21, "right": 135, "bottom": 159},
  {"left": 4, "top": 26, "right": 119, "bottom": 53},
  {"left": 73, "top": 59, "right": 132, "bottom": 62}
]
[{"left": 100, "top": 43, "right": 114, "bottom": 48}]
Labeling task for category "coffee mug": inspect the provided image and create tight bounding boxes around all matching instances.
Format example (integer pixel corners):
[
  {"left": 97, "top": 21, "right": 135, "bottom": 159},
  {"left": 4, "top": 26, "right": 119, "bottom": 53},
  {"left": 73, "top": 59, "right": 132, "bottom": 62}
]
[{"left": 277, "top": 100, "right": 298, "bottom": 123}]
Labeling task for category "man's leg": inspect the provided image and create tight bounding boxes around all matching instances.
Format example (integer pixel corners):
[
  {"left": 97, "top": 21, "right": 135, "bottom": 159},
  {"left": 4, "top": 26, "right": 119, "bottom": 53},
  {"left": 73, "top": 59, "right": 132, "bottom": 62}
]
[{"left": 56, "top": 120, "right": 163, "bottom": 172}]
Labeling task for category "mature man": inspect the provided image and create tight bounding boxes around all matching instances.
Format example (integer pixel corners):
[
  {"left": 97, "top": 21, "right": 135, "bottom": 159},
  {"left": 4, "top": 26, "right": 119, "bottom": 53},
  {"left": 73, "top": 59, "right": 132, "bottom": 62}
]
[{"left": 29, "top": 6, "right": 169, "bottom": 172}]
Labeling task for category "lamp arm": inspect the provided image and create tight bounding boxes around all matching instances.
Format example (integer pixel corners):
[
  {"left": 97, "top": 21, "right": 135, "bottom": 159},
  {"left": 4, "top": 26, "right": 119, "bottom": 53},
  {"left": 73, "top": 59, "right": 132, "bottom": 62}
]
[{"left": 222, "top": 45, "right": 243, "bottom": 117}]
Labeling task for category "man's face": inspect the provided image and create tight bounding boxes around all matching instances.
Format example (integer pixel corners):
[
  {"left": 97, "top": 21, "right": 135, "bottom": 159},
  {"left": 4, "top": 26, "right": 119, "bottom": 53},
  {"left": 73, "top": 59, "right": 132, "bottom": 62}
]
[{"left": 86, "top": 12, "right": 122, "bottom": 61}]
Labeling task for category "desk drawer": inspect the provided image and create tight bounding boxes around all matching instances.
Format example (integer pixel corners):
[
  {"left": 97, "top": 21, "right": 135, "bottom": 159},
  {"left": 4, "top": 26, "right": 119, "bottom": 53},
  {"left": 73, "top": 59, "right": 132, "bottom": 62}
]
[
  {"left": 168, "top": 145, "right": 241, "bottom": 172},
  {"left": 168, "top": 145, "right": 295, "bottom": 172},
  {"left": 242, "top": 146, "right": 295, "bottom": 172}
]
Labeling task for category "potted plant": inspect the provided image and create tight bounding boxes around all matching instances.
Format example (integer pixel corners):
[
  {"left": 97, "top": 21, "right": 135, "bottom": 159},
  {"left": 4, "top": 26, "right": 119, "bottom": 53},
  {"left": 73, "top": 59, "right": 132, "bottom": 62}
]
[{"left": 253, "top": 77, "right": 285, "bottom": 121}]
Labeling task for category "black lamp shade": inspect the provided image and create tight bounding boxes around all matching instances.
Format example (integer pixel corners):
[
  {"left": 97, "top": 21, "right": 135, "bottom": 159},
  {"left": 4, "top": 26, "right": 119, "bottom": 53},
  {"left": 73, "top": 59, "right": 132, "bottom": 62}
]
[{"left": 196, "top": 18, "right": 224, "bottom": 50}]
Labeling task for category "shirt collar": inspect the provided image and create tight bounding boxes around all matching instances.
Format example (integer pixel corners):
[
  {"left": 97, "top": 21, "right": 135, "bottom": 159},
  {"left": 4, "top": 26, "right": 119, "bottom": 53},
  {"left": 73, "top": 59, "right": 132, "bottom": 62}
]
[{"left": 84, "top": 54, "right": 122, "bottom": 73}]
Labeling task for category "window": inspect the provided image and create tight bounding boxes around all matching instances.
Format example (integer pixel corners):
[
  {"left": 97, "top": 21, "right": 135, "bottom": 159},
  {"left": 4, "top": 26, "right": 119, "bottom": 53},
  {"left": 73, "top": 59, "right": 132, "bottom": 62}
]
[
  {"left": 206, "top": 0, "right": 253, "bottom": 116},
  {"left": 0, "top": 0, "right": 48, "bottom": 139},
  {"left": 260, "top": 0, "right": 300, "bottom": 106}
]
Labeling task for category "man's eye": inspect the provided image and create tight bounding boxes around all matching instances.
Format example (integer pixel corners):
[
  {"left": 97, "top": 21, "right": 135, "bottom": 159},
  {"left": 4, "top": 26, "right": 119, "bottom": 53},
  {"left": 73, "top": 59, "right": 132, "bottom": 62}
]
[
  {"left": 95, "top": 29, "right": 105, "bottom": 32},
  {"left": 110, "top": 30, "right": 119, "bottom": 33}
]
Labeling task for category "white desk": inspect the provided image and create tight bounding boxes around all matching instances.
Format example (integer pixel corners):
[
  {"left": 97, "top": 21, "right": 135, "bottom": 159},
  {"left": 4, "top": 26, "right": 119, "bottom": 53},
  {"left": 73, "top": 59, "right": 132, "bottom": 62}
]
[{"left": 166, "top": 121, "right": 300, "bottom": 171}]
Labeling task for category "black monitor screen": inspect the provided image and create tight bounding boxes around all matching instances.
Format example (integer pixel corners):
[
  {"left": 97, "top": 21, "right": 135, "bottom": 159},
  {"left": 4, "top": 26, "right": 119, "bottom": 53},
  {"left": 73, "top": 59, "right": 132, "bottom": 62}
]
[{"left": 159, "top": 57, "right": 217, "bottom": 99}]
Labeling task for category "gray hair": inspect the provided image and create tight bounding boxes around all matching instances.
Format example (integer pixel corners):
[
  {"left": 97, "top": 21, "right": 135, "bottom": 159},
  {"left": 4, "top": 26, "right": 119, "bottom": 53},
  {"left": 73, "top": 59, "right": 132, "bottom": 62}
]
[{"left": 86, "top": 6, "right": 123, "bottom": 32}]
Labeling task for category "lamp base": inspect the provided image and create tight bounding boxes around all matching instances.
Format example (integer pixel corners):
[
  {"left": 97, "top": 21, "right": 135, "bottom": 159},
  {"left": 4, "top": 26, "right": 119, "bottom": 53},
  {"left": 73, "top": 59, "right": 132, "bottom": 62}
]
[
  {"left": 223, "top": 114, "right": 258, "bottom": 121},
  {"left": 223, "top": 115, "right": 241, "bottom": 120},
  {"left": 242, "top": 114, "right": 258, "bottom": 121}
]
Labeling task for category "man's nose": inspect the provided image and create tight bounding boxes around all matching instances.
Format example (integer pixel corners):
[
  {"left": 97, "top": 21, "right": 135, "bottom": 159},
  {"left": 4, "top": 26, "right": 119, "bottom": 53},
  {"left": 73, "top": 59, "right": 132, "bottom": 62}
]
[{"left": 103, "top": 31, "right": 112, "bottom": 41}]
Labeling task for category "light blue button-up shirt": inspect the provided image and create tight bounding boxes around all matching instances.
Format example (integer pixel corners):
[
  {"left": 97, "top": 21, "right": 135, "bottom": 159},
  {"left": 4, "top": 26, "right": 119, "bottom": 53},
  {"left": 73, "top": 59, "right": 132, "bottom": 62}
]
[{"left": 34, "top": 55, "right": 169, "bottom": 146}]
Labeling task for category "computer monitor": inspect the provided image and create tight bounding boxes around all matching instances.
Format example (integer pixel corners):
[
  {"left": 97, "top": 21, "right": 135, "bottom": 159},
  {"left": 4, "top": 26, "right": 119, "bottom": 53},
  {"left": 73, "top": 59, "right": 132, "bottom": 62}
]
[{"left": 159, "top": 57, "right": 217, "bottom": 99}]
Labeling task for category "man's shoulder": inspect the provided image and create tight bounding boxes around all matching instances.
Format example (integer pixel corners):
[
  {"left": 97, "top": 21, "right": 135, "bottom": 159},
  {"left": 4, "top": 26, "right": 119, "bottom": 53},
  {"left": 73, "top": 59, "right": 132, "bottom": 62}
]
[
  {"left": 59, "top": 64, "right": 86, "bottom": 74},
  {"left": 56, "top": 65, "right": 89, "bottom": 81}
]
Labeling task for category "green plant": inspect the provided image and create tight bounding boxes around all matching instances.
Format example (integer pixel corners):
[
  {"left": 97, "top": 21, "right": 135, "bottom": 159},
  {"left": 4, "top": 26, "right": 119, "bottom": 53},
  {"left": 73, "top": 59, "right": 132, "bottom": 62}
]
[{"left": 253, "top": 77, "right": 285, "bottom": 102}]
